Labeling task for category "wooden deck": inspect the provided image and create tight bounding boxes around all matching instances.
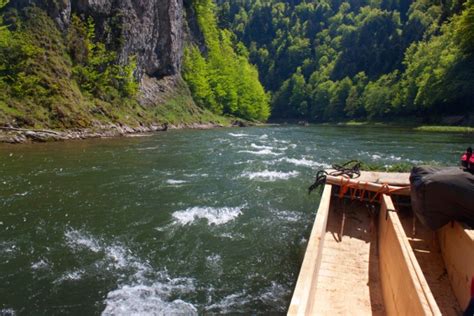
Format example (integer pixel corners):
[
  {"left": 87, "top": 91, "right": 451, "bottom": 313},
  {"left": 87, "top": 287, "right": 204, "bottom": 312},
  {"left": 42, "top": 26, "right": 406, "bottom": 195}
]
[
  {"left": 311, "top": 199, "right": 385, "bottom": 315},
  {"left": 289, "top": 184, "right": 445, "bottom": 315},
  {"left": 397, "top": 211, "right": 462, "bottom": 315},
  {"left": 438, "top": 222, "right": 474, "bottom": 311},
  {"left": 288, "top": 185, "right": 386, "bottom": 315},
  {"left": 378, "top": 195, "right": 441, "bottom": 316}
]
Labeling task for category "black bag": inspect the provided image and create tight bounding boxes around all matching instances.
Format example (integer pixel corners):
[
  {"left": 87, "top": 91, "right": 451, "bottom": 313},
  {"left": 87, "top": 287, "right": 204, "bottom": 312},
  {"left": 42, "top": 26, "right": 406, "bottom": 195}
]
[{"left": 410, "top": 166, "right": 474, "bottom": 230}]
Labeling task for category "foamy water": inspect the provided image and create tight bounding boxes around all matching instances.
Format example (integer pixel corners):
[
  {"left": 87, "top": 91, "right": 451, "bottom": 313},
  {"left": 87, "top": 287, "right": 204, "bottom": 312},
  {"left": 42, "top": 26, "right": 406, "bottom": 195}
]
[
  {"left": 65, "top": 229, "right": 101, "bottom": 253},
  {"left": 64, "top": 228, "right": 199, "bottom": 314},
  {"left": 64, "top": 229, "right": 151, "bottom": 281},
  {"left": 102, "top": 278, "right": 198, "bottom": 316},
  {"left": 166, "top": 179, "right": 187, "bottom": 185},
  {"left": 228, "top": 132, "right": 249, "bottom": 137},
  {"left": 359, "top": 151, "right": 423, "bottom": 164},
  {"left": 206, "top": 292, "right": 252, "bottom": 313},
  {"left": 31, "top": 259, "right": 49, "bottom": 270},
  {"left": 259, "top": 282, "right": 289, "bottom": 312},
  {"left": 279, "top": 157, "right": 330, "bottom": 168},
  {"left": 270, "top": 209, "right": 302, "bottom": 223},
  {"left": 238, "top": 149, "right": 282, "bottom": 156},
  {"left": 240, "top": 170, "right": 299, "bottom": 181},
  {"left": 250, "top": 143, "right": 273, "bottom": 150},
  {"left": 136, "top": 146, "right": 160, "bottom": 151},
  {"left": 184, "top": 173, "right": 208, "bottom": 178},
  {"left": 172, "top": 206, "right": 244, "bottom": 225},
  {"left": 55, "top": 269, "right": 85, "bottom": 284}
]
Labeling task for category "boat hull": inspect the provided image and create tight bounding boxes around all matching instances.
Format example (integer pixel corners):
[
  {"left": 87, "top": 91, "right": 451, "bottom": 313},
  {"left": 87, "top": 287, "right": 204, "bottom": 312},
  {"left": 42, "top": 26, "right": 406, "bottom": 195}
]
[{"left": 289, "top": 184, "right": 470, "bottom": 315}]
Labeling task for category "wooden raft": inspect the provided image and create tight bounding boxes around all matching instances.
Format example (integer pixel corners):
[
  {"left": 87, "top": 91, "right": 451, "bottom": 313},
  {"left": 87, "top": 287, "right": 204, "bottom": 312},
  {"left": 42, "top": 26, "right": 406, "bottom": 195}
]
[
  {"left": 289, "top": 185, "right": 389, "bottom": 315},
  {"left": 290, "top": 170, "right": 474, "bottom": 315},
  {"left": 288, "top": 177, "right": 474, "bottom": 315}
]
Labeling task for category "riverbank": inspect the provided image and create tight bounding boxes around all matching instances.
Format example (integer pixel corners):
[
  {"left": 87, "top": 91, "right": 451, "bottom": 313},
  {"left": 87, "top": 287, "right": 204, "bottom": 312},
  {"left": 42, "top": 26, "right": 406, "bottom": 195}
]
[
  {"left": 414, "top": 126, "right": 474, "bottom": 133},
  {"left": 0, "top": 121, "right": 237, "bottom": 144},
  {"left": 268, "top": 118, "right": 474, "bottom": 133},
  {"left": 333, "top": 121, "right": 473, "bottom": 133}
]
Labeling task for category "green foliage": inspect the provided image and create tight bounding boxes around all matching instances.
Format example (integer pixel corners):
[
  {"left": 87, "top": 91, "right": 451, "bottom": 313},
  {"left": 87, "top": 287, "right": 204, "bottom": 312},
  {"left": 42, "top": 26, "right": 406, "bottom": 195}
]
[
  {"left": 0, "top": 8, "right": 49, "bottom": 98},
  {"left": 454, "top": 0, "right": 474, "bottom": 54},
  {"left": 397, "top": 9, "right": 474, "bottom": 115},
  {"left": 414, "top": 125, "right": 474, "bottom": 133},
  {"left": 0, "top": 6, "right": 176, "bottom": 130},
  {"left": 361, "top": 161, "right": 415, "bottom": 172},
  {"left": 217, "top": 0, "right": 474, "bottom": 122},
  {"left": 0, "top": 7, "right": 85, "bottom": 127},
  {"left": 151, "top": 78, "right": 232, "bottom": 126},
  {"left": 184, "top": 46, "right": 219, "bottom": 112},
  {"left": 0, "top": 1, "right": 253, "bottom": 130},
  {"left": 183, "top": 0, "right": 270, "bottom": 122},
  {"left": 68, "top": 15, "right": 138, "bottom": 100},
  {"left": 362, "top": 71, "right": 399, "bottom": 117}
]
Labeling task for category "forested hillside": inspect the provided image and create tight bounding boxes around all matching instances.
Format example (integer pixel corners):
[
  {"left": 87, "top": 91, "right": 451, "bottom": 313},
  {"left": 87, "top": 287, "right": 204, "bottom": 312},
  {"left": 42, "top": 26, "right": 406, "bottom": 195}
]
[
  {"left": 217, "top": 0, "right": 474, "bottom": 122},
  {"left": 0, "top": 0, "right": 269, "bottom": 134},
  {"left": 183, "top": 0, "right": 270, "bottom": 122},
  {"left": 1, "top": 0, "right": 472, "bottom": 132}
]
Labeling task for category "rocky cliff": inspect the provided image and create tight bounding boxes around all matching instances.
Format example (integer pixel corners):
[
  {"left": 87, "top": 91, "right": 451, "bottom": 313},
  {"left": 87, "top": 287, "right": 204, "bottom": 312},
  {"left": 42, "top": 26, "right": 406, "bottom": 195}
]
[
  {"left": 9, "top": 0, "right": 197, "bottom": 101},
  {"left": 0, "top": 0, "right": 232, "bottom": 142}
]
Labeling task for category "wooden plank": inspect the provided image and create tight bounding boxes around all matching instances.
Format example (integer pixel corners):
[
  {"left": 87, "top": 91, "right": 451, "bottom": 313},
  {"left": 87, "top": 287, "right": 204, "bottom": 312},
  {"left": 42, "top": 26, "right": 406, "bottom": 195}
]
[
  {"left": 438, "top": 222, "right": 474, "bottom": 310},
  {"left": 360, "top": 171, "right": 410, "bottom": 186},
  {"left": 378, "top": 194, "right": 441, "bottom": 315},
  {"left": 310, "top": 198, "right": 385, "bottom": 315},
  {"left": 288, "top": 184, "right": 332, "bottom": 316},
  {"left": 325, "top": 174, "right": 410, "bottom": 196},
  {"left": 325, "top": 170, "right": 410, "bottom": 186},
  {"left": 398, "top": 213, "right": 462, "bottom": 315}
]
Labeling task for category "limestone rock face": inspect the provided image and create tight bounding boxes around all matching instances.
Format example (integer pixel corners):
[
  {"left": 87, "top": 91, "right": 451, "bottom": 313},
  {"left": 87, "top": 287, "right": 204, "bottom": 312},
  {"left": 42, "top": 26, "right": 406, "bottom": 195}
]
[
  {"left": 10, "top": 0, "right": 197, "bottom": 84},
  {"left": 10, "top": 0, "right": 72, "bottom": 28}
]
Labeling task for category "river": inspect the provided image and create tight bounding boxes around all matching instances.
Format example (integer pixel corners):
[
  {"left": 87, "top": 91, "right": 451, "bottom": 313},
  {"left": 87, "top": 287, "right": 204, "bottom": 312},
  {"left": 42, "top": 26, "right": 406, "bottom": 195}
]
[{"left": 0, "top": 125, "right": 471, "bottom": 315}]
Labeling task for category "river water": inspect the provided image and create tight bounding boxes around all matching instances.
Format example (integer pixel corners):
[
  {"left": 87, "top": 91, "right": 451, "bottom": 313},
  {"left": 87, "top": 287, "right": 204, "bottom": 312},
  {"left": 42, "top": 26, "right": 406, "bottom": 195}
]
[{"left": 0, "top": 125, "right": 471, "bottom": 315}]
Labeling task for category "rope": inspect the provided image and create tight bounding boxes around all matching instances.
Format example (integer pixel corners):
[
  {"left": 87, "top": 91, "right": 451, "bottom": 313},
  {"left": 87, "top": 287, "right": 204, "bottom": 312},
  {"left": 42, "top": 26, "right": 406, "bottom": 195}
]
[
  {"left": 308, "top": 170, "right": 328, "bottom": 194},
  {"left": 308, "top": 160, "right": 361, "bottom": 194},
  {"left": 369, "top": 183, "right": 389, "bottom": 203},
  {"left": 330, "top": 160, "right": 361, "bottom": 178},
  {"left": 308, "top": 159, "right": 409, "bottom": 202}
]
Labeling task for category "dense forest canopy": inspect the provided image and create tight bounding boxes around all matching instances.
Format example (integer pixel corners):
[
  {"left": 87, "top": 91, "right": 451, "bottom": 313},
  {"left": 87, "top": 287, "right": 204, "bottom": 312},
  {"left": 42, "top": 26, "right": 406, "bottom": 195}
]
[
  {"left": 183, "top": 0, "right": 270, "bottom": 122},
  {"left": 216, "top": 0, "right": 474, "bottom": 122}
]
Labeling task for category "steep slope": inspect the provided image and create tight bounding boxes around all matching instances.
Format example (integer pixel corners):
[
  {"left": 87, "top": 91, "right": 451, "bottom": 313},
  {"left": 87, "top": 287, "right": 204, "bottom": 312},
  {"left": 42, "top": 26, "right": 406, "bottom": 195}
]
[{"left": 0, "top": 0, "right": 263, "bottom": 139}]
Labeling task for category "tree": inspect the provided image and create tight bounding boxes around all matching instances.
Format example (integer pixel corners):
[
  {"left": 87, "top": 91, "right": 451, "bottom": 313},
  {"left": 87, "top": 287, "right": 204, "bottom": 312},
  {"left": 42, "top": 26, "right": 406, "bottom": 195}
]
[
  {"left": 455, "top": 0, "right": 474, "bottom": 55},
  {"left": 183, "top": 0, "right": 270, "bottom": 121},
  {"left": 217, "top": 0, "right": 473, "bottom": 122}
]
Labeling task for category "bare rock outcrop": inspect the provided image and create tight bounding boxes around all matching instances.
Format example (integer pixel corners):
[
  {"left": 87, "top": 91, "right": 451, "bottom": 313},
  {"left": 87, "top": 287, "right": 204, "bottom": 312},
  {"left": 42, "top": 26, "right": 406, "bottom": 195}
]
[{"left": 8, "top": 0, "right": 202, "bottom": 102}]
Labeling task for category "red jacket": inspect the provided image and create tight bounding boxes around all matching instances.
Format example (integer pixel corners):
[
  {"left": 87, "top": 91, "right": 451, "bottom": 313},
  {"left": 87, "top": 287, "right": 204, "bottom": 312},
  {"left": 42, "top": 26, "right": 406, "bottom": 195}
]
[{"left": 461, "top": 153, "right": 474, "bottom": 170}]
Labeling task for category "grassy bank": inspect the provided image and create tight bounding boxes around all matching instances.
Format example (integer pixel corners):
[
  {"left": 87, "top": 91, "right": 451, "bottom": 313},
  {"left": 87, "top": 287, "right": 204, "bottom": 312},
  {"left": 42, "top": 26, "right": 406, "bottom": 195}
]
[
  {"left": 333, "top": 121, "right": 474, "bottom": 134},
  {"left": 414, "top": 126, "right": 474, "bottom": 133}
]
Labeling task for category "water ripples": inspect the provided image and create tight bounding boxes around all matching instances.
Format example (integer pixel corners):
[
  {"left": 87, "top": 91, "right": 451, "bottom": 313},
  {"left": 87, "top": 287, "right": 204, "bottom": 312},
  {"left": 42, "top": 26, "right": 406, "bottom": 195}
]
[{"left": 1, "top": 125, "right": 471, "bottom": 314}]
